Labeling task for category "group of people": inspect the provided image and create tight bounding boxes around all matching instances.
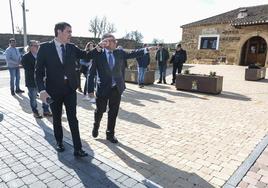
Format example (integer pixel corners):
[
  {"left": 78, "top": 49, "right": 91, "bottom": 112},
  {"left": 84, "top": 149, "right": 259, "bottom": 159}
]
[{"left": 4, "top": 21, "right": 187, "bottom": 158}]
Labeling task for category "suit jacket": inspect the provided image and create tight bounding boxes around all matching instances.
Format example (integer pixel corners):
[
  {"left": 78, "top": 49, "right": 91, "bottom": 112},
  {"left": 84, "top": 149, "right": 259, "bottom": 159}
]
[
  {"left": 88, "top": 48, "right": 146, "bottom": 97},
  {"left": 21, "top": 51, "right": 37, "bottom": 88},
  {"left": 35, "top": 40, "right": 95, "bottom": 98},
  {"left": 155, "top": 48, "right": 169, "bottom": 64}
]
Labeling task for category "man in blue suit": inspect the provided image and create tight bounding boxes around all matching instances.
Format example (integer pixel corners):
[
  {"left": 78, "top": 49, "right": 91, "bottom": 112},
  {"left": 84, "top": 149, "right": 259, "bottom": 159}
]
[{"left": 88, "top": 33, "right": 155, "bottom": 143}]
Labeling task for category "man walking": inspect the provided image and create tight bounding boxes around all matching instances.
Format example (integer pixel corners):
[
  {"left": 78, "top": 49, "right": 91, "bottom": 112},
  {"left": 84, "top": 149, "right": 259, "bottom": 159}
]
[
  {"left": 35, "top": 22, "right": 91, "bottom": 157},
  {"left": 5, "top": 38, "right": 24, "bottom": 95},
  {"left": 88, "top": 33, "right": 155, "bottom": 143},
  {"left": 21, "top": 40, "right": 52, "bottom": 118}
]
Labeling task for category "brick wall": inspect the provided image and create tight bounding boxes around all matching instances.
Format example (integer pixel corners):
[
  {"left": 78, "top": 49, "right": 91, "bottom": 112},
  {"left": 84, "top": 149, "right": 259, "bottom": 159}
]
[{"left": 181, "top": 24, "right": 268, "bottom": 66}]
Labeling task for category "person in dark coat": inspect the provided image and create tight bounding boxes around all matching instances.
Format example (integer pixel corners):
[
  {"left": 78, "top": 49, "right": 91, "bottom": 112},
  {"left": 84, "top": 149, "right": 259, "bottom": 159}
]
[
  {"left": 136, "top": 44, "right": 150, "bottom": 88},
  {"left": 155, "top": 44, "right": 169, "bottom": 84},
  {"left": 35, "top": 22, "right": 93, "bottom": 157},
  {"left": 170, "top": 43, "right": 187, "bottom": 85},
  {"left": 88, "top": 33, "right": 155, "bottom": 143},
  {"left": 21, "top": 40, "right": 52, "bottom": 118}
]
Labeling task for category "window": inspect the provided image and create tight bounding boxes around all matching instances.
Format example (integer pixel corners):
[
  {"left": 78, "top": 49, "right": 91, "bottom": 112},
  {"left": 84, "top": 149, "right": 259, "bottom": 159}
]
[{"left": 198, "top": 35, "right": 220, "bottom": 50}]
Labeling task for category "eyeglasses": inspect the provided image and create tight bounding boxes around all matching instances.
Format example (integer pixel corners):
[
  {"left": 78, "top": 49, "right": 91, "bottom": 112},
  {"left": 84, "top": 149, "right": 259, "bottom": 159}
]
[{"left": 31, "top": 45, "right": 39, "bottom": 47}]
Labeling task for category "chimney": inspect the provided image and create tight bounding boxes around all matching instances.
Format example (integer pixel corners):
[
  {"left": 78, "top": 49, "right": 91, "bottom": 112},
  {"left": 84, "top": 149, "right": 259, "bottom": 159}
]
[{"left": 237, "top": 8, "right": 248, "bottom": 19}]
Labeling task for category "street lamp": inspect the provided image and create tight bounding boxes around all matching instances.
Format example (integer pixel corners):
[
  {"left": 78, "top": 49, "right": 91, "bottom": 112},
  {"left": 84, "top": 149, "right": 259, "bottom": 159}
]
[
  {"left": 22, "top": 0, "right": 27, "bottom": 47},
  {"left": 9, "top": 0, "right": 15, "bottom": 39}
]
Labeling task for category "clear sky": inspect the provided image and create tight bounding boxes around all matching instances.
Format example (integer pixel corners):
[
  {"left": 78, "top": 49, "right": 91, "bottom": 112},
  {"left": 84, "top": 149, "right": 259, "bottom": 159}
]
[{"left": 0, "top": 0, "right": 266, "bottom": 43}]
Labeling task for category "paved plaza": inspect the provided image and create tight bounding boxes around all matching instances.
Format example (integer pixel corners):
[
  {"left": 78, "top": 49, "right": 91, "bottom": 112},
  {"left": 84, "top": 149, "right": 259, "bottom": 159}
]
[{"left": 0, "top": 64, "right": 268, "bottom": 188}]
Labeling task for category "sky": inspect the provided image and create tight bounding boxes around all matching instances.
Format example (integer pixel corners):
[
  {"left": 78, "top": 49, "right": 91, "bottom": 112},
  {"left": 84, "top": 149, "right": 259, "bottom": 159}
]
[{"left": 0, "top": 0, "right": 267, "bottom": 43}]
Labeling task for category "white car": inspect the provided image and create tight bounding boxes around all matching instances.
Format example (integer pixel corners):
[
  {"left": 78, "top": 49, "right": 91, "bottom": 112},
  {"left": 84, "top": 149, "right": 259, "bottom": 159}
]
[{"left": 0, "top": 50, "right": 6, "bottom": 62}]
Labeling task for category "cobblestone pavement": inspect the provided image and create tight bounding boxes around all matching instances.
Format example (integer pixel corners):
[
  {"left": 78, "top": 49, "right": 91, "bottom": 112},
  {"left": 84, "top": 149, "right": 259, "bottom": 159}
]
[
  {"left": 0, "top": 106, "right": 150, "bottom": 188},
  {"left": 0, "top": 64, "right": 268, "bottom": 188}
]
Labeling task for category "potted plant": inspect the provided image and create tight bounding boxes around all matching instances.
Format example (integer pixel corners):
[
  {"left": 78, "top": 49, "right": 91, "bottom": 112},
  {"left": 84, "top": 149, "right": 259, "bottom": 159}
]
[
  {"left": 245, "top": 63, "right": 266, "bottom": 81},
  {"left": 176, "top": 71, "right": 223, "bottom": 94}
]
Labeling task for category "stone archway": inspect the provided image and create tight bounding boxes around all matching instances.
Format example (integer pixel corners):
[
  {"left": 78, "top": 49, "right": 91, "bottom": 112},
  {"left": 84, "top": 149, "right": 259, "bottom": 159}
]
[{"left": 239, "top": 36, "right": 267, "bottom": 66}]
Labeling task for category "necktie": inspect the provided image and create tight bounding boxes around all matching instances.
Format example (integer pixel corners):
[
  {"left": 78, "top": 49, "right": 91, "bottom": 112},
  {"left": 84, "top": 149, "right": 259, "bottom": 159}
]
[
  {"left": 108, "top": 51, "right": 114, "bottom": 70},
  {"left": 60, "top": 44, "right": 66, "bottom": 64}
]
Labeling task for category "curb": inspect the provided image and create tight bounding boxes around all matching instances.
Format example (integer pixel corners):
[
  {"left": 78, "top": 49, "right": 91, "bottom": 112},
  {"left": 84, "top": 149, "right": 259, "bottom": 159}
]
[{"left": 223, "top": 135, "right": 268, "bottom": 188}]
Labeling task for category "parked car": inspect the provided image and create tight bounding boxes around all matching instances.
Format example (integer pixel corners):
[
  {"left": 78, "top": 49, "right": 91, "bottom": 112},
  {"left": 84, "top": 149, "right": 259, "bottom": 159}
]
[
  {"left": 0, "top": 50, "right": 6, "bottom": 62},
  {"left": 17, "top": 46, "right": 27, "bottom": 56}
]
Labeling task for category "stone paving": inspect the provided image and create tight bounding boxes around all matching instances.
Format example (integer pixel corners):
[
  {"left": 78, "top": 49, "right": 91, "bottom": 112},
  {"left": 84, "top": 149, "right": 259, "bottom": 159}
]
[
  {"left": 0, "top": 106, "right": 149, "bottom": 188},
  {"left": 0, "top": 64, "right": 268, "bottom": 188}
]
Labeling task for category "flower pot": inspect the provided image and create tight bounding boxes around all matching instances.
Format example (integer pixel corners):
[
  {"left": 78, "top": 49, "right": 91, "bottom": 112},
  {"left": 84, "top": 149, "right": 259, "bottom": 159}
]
[
  {"left": 245, "top": 67, "right": 266, "bottom": 81},
  {"left": 176, "top": 74, "right": 223, "bottom": 94},
  {"left": 125, "top": 70, "right": 155, "bottom": 84}
]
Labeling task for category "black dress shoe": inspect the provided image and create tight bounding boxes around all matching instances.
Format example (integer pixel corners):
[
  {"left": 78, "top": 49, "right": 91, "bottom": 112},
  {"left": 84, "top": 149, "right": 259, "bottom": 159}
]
[
  {"left": 15, "top": 89, "right": 24, "bottom": 93},
  {"left": 157, "top": 81, "right": 162, "bottom": 84},
  {"left": 56, "top": 142, "right": 65, "bottom": 152},
  {"left": 11, "top": 91, "right": 15, "bottom": 96},
  {"left": 74, "top": 149, "right": 88, "bottom": 157},
  {"left": 106, "top": 136, "right": 118, "bottom": 143},
  {"left": 92, "top": 129, "right": 99, "bottom": 138}
]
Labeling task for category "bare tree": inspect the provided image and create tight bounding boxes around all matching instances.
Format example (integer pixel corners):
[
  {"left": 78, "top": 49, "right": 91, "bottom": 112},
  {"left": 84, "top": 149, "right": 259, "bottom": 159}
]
[
  {"left": 152, "top": 38, "right": 164, "bottom": 44},
  {"left": 123, "top": 30, "right": 143, "bottom": 43},
  {"left": 89, "top": 16, "right": 99, "bottom": 38},
  {"left": 89, "top": 16, "right": 116, "bottom": 38}
]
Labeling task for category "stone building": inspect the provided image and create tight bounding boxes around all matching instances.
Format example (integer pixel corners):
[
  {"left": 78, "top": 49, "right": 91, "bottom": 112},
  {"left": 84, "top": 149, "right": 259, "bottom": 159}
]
[{"left": 181, "top": 4, "right": 268, "bottom": 67}]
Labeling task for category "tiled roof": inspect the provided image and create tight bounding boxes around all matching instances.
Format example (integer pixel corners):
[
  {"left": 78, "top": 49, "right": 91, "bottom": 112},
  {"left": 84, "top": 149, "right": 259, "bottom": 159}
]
[{"left": 181, "top": 4, "right": 268, "bottom": 28}]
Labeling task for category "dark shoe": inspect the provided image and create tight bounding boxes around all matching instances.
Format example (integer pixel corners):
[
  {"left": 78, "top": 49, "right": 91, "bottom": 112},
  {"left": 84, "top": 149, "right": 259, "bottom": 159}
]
[
  {"left": 163, "top": 80, "right": 167, "bottom": 84},
  {"left": 92, "top": 127, "right": 99, "bottom": 138},
  {"left": 56, "top": 142, "right": 65, "bottom": 152},
  {"left": 171, "top": 82, "right": 175, "bottom": 85},
  {"left": 15, "top": 89, "right": 24, "bottom": 93},
  {"left": 157, "top": 81, "right": 162, "bottom": 84},
  {"left": 11, "top": 91, "right": 15, "bottom": 96},
  {"left": 43, "top": 112, "right": 52, "bottom": 117},
  {"left": 106, "top": 135, "right": 118, "bottom": 143},
  {"left": 33, "top": 112, "right": 42, "bottom": 119},
  {"left": 74, "top": 149, "right": 88, "bottom": 157},
  {"left": 78, "top": 88, "right": 83, "bottom": 92}
]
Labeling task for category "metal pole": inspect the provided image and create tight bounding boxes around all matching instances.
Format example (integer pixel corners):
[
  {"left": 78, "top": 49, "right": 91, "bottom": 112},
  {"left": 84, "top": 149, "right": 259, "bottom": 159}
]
[
  {"left": 22, "top": 0, "right": 27, "bottom": 47},
  {"left": 9, "top": 0, "right": 15, "bottom": 39}
]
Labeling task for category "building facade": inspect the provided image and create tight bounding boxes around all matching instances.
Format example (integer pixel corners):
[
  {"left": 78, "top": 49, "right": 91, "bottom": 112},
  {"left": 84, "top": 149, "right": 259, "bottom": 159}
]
[{"left": 181, "top": 4, "right": 268, "bottom": 67}]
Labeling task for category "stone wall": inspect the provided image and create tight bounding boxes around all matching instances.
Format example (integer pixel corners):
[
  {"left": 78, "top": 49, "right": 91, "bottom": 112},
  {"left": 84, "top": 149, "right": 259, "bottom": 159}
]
[
  {"left": 181, "top": 24, "right": 268, "bottom": 66},
  {"left": 0, "top": 33, "right": 139, "bottom": 50}
]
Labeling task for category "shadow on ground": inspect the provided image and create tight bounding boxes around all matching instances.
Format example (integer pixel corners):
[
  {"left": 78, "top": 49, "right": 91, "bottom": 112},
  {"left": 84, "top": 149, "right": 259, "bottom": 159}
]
[
  {"left": 122, "top": 88, "right": 174, "bottom": 106},
  {"left": 97, "top": 140, "right": 214, "bottom": 188},
  {"left": 118, "top": 107, "right": 161, "bottom": 129},
  {"left": 34, "top": 118, "right": 121, "bottom": 188}
]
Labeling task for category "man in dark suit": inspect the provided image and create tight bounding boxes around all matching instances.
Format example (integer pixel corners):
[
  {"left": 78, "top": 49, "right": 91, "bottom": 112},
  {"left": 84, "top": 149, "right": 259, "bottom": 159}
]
[
  {"left": 21, "top": 40, "right": 52, "bottom": 118},
  {"left": 88, "top": 34, "right": 154, "bottom": 143},
  {"left": 155, "top": 44, "right": 169, "bottom": 84},
  {"left": 35, "top": 22, "right": 93, "bottom": 157},
  {"left": 88, "top": 33, "right": 155, "bottom": 143}
]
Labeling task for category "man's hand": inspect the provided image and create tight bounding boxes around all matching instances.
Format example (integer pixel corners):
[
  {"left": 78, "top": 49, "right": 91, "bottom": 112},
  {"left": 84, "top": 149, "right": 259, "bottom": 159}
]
[
  {"left": 147, "top": 46, "right": 158, "bottom": 52},
  {"left": 96, "top": 39, "right": 110, "bottom": 52},
  {"left": 88, "top": 92, "right": 95, "bottom": 98},
  {"left": 39, "top": 90, "right": 50, "bottom": 104}
]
